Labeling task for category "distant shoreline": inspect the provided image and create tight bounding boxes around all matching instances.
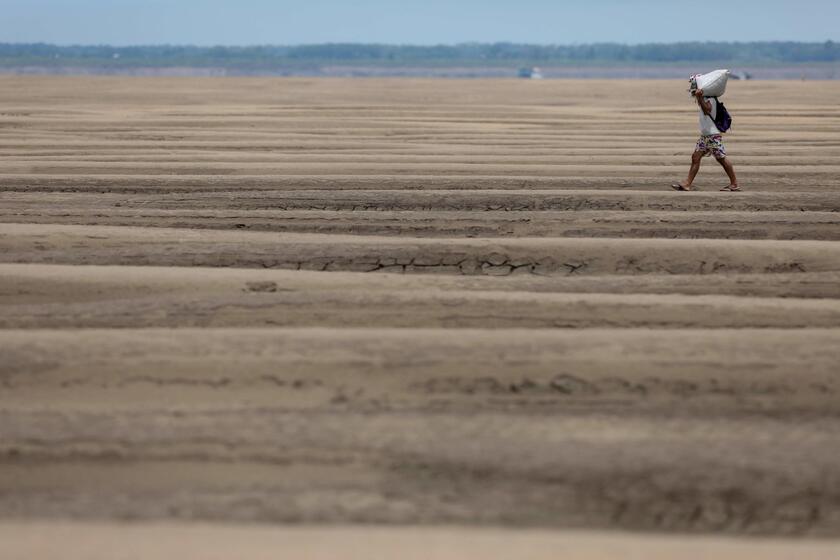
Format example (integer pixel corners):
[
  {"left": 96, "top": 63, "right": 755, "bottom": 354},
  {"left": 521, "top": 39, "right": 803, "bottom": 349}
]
[{"left": 1, "top": 63, "right": 837, "bottom": 79}]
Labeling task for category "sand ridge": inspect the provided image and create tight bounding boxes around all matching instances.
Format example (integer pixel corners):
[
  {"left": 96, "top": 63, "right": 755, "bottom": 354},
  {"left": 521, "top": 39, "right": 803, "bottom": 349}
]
[{"left": 2, "top": 77, "right": 840, "bottom": 553}]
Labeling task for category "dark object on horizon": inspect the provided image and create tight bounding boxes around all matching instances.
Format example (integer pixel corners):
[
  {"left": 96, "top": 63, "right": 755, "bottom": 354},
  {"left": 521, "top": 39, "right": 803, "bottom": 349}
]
[
  {"left": 731, "top": 71, "right": 753, "bottom": 80},
  {"left": 518, "top": 67, "right": 544, "bottom": 79}
]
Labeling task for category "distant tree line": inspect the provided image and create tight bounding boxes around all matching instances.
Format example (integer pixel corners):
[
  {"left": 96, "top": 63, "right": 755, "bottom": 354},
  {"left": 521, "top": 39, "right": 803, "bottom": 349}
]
[{"left": 1, "top": 42, "right": 837, "bottom": 69}]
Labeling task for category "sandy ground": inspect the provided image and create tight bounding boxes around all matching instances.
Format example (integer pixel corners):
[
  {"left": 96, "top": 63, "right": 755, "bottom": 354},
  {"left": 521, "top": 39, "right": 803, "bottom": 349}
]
[
  {"left": 4, "top": 523, "right": 840, "bottom": 560},
  {"left": 2, "top": 77, "right": 840, "bottom": 556}
]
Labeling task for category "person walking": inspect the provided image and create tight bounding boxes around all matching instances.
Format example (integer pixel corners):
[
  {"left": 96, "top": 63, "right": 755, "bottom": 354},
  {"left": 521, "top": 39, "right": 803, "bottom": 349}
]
[{"left": 672, "top": 85, "right": 740, "bottom": 192}]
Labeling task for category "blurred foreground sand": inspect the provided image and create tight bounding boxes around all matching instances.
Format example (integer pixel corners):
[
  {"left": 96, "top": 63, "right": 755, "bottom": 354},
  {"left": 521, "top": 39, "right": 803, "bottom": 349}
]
[{"left": 4, "top": 523, "right": 840, "bottom": 560}]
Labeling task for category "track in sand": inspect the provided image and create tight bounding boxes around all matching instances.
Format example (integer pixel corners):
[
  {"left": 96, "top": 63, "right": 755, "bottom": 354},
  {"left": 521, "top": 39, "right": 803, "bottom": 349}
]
[{"left": 1, "top": 77, "right": 840, "bottom": 556}]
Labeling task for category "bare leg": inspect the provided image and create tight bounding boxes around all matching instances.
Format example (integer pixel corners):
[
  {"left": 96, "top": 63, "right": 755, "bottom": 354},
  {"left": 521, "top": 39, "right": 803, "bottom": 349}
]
[
  {"left": 679, "top": 151, "right": 704, "bottom": 189},
  {"left": 716, "top": 157, "right": 739, "bottom": 187}
]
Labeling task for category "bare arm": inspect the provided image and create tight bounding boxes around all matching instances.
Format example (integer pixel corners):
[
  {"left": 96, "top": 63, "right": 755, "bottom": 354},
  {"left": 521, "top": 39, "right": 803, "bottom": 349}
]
[{"left": 694, "top": 90, "right": 712, "bottom": 115}]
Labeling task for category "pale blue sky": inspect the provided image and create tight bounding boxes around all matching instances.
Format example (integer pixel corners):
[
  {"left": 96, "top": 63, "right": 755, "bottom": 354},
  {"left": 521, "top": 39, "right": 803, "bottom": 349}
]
[{"left": 2, "top": 0, "right": 839, "bottom": 46}]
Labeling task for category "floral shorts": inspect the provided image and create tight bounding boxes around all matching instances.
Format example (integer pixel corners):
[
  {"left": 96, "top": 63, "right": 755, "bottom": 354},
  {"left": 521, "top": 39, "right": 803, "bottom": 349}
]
[{"left": 695, "top": 135, "right": 727, "bottom": 159}]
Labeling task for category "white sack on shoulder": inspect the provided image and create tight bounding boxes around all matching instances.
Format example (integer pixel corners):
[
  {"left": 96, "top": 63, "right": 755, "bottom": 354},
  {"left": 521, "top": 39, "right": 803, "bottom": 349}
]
[{"left": 691, "top": 69, "right": 731, "bottom": 97}]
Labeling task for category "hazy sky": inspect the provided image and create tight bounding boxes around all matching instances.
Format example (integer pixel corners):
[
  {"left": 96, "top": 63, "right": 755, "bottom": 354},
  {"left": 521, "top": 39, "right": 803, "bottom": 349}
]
[{"left": 3, "top": 0, "right": 839, "bottom": 46}]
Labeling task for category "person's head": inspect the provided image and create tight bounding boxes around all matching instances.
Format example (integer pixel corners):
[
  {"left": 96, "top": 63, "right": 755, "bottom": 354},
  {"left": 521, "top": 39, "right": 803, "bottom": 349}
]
[{"left": 688, "top": 74, "right": 701, "bottom": 96}]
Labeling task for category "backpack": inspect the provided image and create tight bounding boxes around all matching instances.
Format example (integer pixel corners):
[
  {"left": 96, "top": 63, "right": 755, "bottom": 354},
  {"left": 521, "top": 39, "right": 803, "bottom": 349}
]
[{"left": 711, "top": 97, "right": 732, "bottom": 133}]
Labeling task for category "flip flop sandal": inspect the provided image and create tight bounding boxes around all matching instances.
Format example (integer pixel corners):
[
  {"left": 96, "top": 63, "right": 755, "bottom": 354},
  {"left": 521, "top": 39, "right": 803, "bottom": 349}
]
[
  {"left": 671, "top": 183, "right": 693, "bottom": 191},
  {"left": 720, "top": 185, "right": 741, "bottom": 192}
]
